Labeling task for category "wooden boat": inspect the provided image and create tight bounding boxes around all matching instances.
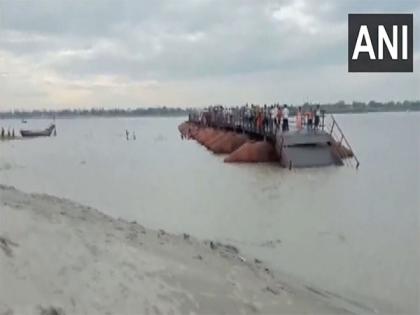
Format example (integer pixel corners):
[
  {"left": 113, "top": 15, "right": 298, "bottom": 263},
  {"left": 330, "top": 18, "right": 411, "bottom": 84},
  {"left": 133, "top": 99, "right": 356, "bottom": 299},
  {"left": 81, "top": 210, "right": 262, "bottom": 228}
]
[{"left": 20, "top": 124, "right": 55, "bottom": 138}]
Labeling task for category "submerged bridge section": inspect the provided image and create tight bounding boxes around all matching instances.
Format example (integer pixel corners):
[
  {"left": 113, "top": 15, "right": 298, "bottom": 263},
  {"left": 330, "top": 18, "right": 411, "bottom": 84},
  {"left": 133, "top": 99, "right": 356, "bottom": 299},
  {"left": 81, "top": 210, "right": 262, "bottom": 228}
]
[
  {"left": 189, "top": 111, "right": 359, "bottom": 169},
  {"left": 276, "top": 130, "right": 343, "bottom": 168}
]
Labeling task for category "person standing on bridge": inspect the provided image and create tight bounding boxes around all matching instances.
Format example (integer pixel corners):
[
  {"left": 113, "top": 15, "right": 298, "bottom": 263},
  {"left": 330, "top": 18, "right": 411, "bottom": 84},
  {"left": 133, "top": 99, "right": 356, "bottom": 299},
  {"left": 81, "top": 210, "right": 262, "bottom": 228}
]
[
  {"left": 314, "top": 105, "right": 321, "bottom": 129},
  {"left": 257, "top": 106, "right": 264, "bottom": 133},
  {"left": 282, "top": 105, "right": 289, "bottom": 132},
  {"left": 249, "top": 105, "right": 255, "bottom": 131},
  {"left": 270, "top": 105, "right": 277, "bottom": 134},
  {"left": 245, "top": 104, "right": 251, "bottom": 130},
  {"left": 262, "top": 105, "right": 268, "bottom": 133},
  {"left": 276, "top": 105, "right": 282, "bottom": 131},
  {"left": 296, "top": 107, "right": 303, "bottom": 130},
  {"left": 306, "top": 108, "right": 313, "bottom": 130}
]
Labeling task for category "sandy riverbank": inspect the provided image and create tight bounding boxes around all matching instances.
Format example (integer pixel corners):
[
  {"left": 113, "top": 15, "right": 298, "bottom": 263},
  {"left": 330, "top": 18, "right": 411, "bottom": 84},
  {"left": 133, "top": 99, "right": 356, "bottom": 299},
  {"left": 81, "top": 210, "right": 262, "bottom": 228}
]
[{"left": 0, "top": 185, "right": 353, "bottom": 315}]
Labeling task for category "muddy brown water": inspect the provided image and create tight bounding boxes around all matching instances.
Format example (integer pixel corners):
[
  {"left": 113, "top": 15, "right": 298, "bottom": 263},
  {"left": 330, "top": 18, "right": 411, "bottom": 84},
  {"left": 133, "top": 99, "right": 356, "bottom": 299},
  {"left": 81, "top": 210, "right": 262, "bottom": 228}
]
[{"left": 0, "top": 112, "right": 418, "bottom": 313}]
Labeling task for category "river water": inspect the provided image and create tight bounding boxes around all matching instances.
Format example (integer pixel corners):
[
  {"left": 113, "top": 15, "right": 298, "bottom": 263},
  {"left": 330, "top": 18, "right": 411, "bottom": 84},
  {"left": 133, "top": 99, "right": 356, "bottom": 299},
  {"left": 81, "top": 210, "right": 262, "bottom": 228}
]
[{"left": 0, "top": 112, "right": 418, "bottom": 314}]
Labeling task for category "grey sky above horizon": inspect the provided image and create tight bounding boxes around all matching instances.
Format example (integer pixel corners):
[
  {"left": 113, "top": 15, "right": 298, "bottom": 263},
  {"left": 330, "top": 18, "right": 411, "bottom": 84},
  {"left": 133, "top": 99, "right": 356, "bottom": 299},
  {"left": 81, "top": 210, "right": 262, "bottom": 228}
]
[{"left": 0, "top": 0, "right": 419, "bottom": 110}]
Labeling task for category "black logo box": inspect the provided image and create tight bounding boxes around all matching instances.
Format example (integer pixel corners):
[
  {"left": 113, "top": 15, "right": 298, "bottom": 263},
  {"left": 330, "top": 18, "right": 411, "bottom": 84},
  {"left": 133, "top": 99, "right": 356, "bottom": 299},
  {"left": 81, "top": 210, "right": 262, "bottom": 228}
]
[{"left": 348, "top": 14, "right": 413, "bottom": 72}]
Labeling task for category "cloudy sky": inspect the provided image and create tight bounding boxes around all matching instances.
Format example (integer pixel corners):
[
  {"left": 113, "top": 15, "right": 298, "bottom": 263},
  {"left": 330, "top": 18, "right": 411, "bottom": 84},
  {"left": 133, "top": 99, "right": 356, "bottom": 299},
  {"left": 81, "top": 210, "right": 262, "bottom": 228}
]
[{"left": 0, "top": 0, "right": 419, "bottom": 110}]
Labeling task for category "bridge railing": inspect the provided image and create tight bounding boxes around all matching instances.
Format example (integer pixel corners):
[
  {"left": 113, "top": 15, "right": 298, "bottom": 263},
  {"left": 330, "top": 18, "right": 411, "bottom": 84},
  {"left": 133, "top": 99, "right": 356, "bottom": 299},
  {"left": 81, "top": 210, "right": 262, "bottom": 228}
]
[
  {"left": 189, "top": 110, "right": 279, "bottom": 140},
  {"left": 189, "top": 110, "right": 309, "bottom": 140},
  {"left": 323, "top": 114, "right": 360, "bottom": 169}
]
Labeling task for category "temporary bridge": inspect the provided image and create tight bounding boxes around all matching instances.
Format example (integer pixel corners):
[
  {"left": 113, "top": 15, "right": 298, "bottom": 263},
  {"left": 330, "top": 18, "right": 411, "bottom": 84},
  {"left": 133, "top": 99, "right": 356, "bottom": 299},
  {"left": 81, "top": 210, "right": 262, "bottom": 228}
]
[{"left": 189, "top": 112, "right": 360, "bottom": 169}]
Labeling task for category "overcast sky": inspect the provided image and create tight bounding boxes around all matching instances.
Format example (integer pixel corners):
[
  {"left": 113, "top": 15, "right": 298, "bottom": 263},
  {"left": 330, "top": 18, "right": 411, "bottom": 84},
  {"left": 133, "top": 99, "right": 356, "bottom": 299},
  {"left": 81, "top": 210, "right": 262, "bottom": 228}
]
[{"left": 0, "top": 0, "right": 419, "bottom": 109}]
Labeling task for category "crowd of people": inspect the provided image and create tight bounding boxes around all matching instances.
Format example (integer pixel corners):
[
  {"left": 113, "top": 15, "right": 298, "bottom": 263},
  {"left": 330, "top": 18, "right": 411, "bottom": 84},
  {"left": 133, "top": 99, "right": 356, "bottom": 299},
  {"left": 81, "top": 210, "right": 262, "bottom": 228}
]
[{"left": 189, "top": 104, "right": 324, "bottom": 135}]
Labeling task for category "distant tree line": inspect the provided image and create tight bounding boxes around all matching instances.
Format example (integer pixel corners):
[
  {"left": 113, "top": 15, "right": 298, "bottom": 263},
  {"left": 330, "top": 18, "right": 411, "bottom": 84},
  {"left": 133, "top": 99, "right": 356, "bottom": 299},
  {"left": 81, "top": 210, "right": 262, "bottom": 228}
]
[
  {"left": 0, "top": 100, "right": 419, "bottom": 119},
  {"left": 306, "top": 100, "right": 420, "bottom": 114},
  {"left": 0, "top": 106, "right": 189, "bottom": 119}
]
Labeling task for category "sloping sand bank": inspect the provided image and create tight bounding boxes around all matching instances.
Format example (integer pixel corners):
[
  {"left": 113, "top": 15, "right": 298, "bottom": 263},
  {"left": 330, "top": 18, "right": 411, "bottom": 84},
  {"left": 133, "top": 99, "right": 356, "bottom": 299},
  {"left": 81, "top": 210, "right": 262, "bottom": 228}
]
[{"left": 0, "top": 185, "right": 352, "bottom": 314}]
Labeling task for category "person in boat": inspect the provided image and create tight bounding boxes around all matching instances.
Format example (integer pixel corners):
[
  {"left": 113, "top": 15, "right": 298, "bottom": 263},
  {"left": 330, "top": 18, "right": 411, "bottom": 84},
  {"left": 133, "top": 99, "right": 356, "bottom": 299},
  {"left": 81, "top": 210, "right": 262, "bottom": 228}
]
[
  {"left": 282, "top": 105, "right": 289, "bottom": 132},
  {"left": 314, "top": 105, "right": 321, "bottom": 129}
]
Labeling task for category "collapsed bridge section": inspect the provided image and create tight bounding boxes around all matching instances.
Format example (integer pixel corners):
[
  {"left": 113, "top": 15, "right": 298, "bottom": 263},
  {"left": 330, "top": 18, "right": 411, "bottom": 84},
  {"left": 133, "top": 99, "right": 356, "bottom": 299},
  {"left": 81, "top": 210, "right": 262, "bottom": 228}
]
[{"left": 182, "top": 112, "right": 359, "bottom": 169}]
